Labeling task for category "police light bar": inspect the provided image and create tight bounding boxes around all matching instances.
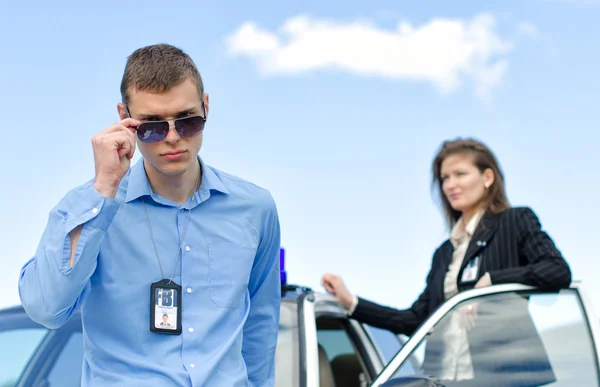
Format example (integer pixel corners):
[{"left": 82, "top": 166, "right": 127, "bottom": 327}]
[{"left": 280, "top": 248, "right": 287, "bottom": 285}]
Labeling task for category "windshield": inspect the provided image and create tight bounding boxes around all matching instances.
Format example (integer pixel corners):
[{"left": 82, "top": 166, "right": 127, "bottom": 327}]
[
  {"left": 382, "top": 288, "right": 600, "bottom": 386},
  {"left": 0, "top": 312, "right": 49, "bottom": 387}
]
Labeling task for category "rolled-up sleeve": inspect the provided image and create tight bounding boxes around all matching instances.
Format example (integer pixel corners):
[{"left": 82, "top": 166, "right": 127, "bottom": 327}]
[{"left": 18, "top": 182, "right": 120, "bottom": 329}]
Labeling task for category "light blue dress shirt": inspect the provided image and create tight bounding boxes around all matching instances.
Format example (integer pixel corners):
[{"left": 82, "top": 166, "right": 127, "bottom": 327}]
[{"left": 18, "top": 156, "right": 281, "bottom": 386}]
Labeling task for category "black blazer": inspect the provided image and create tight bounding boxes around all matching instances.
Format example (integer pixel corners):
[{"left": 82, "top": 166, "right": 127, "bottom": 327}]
[
  {"left": 351, "top": 206, "right": 571, "bottom": 387},
  {"left": 352, "top": 206, "right": 571, "bottom": 336}
]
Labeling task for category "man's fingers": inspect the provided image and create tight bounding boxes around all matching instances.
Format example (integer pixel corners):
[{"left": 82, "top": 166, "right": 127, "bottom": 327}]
[
  {"left": 101, "top": 131, "right": 136, "bottom": 158},
  {"left": 120, "top": 117, "right": 141, "bottom": 129},
  {"left": 96, "top": 119, "right": 141, "bottom": 137},
  {"left": 116, "top": 124, "right": 137, "bottom": 159}
]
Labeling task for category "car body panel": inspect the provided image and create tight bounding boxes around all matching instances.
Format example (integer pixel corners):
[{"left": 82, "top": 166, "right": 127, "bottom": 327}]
[{"left": 372, "top": 281, "right": 600, "bottom": 386}]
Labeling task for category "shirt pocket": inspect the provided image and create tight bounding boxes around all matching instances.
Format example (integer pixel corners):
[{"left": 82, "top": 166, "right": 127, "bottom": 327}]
[{"left": 208, "top": 243, "right": 256, "bottom": 309}]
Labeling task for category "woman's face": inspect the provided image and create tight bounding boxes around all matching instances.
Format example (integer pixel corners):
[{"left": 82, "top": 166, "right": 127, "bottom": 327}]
[{"left": 440, "top": 153, "right": 494, "bottom": 214}]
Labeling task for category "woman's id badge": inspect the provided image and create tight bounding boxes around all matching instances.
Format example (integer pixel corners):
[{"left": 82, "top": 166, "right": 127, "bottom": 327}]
[{"left": 461, "top": 256, "right": 481, "bottom": 284}]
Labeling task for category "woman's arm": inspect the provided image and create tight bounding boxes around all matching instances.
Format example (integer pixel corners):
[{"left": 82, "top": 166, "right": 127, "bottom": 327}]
[
  {"left": 487, "top": 207, "right": 572, "bottom": 290},
  {"left": 349, "top": 248, "right": 444, "bottom": 336}
]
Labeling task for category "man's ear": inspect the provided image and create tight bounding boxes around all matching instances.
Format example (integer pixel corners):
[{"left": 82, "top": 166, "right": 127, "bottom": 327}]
[
  {"left": 203, "top": 93, "right": 209, "bottom": 119},
  {"left": 117, "top": 103, "right": 128, "bottom": 120}
]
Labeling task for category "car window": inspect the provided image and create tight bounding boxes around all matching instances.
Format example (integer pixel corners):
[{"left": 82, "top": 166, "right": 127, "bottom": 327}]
[
  {"left": 46, "top": 332, "right": 84, "bottom": 386},
  {"left": 317, "top": 324, "right": 356, "bottom": 360},
  {"left": 275, "top": 302, "right": 300, "bottom": 387},
  {"left": 317, "top": 318, "right": 370, "bottom": 387},
  {"left": 0, "top": 324, "right": 48, "bottom": 387},
  {"left": 365, "top": 326, "right": 421, "bottom": 377},
  {"left": 388, "top": 289, "right": 600, "bottom": 386},
  {"left": 365, "top": 326, "right": 403, "bottom": 363}
]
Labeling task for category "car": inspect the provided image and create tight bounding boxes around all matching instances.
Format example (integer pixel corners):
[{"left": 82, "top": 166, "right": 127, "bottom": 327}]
[
  {"left": 2, "top": 248, "right": 600, "bottom": 387},
  {"left": 0, "top": 249, "right": 412, "bottom": 387},
  {"left": 373, "top": 281, "right": 600, "bottom": 387}
]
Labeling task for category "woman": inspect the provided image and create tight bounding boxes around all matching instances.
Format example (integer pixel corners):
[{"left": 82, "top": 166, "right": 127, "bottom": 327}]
[{"left": 322, "top": 138, "right": 571, "bottom": 386}]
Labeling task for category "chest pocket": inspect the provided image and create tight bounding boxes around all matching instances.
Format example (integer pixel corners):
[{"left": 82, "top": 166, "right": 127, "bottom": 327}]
[{"left": 208, "top": 243, "right": 256, "bottom": 309}]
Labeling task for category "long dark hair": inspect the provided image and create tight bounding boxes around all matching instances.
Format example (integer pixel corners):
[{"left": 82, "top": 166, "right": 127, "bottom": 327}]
[{"left": 432, "top": 138, "right": 510, "bottom": 229}]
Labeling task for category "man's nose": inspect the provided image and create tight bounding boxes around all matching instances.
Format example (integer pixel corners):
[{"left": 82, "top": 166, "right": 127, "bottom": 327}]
[{"left": 164, "top": 121, "right": 181, "bottom": 143}]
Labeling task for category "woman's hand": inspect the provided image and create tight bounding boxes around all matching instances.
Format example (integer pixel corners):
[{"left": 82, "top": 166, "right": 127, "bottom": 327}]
[
  {"left": 321, "top": 274, "right": 355, "bottom": 310},
  {"left": 475, "top": 272, "right": 492, "bottom": 288},
  {"left": 459, "top": 302, "right": 479, "bottom": 331}
]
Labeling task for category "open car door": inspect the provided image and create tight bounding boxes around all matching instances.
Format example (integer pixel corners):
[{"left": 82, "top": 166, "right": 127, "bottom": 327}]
[{"left": 371, "top": 282, "right": 600, "bottom": 387}]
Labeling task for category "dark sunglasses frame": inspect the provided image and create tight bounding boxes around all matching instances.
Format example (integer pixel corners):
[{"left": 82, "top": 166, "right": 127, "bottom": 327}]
[{"left": 125, "top": 102, "right": 207, "bottom": 143}]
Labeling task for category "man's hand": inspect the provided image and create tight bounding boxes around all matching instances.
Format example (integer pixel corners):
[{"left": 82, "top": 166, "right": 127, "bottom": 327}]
[
  {"left": 91, "top": 118, "right": 140, "bottom": 198},
  {"left": 475, "top": 272, "right": 492, "bottom": 288},
  {"left": 321, "top": 274, "right": 354, "bottom": 310}
]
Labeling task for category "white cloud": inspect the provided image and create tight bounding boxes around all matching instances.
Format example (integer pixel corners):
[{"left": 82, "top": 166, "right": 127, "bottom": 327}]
[{"left": 226, "top": 13, "right": 523, "bottom": 100}]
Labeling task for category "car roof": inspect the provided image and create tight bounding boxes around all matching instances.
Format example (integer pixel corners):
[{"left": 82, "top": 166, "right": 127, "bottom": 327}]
[{"left": 1, "top": 283, "right": 328, "bottom": 317}]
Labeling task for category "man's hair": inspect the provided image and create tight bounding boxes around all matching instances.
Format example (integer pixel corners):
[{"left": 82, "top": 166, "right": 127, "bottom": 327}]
[
  {"left": 120, "top": 43, "right": 204, "bottom": 106},
  {"left": 431, "top": 137, "right": 511, "bottom": 229}
]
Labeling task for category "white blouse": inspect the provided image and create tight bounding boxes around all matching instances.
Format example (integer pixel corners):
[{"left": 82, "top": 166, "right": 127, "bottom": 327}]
[{"left": 437, "top": 210, "right": 484, "bottom": 381}]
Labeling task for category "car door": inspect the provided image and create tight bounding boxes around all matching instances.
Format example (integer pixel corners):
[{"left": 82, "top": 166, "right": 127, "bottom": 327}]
[
  {"left": 16, "top": 316, "right": 83, "bottom": 387},
  {"left": 371, "top": 283, "right": 600, "bottom": 387},
  {"left": 0, "top": 307, "right": 83, "bottom": 387},
  {"left": 0, "top": 309, "right": 49, "bottom": 387},
  {"left": 301, "top": 293, "right": 385, "bottom": 387}
]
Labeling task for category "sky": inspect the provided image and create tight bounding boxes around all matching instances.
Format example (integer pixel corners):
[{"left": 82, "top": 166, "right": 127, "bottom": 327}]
[{"left": 1, "top": 0, "right": 599, "bottom": 322}]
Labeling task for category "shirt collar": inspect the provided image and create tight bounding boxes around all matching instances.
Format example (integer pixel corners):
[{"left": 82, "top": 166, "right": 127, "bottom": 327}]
[
  {"left": 125, "top": 156, "right": 229, "bottom": 203},
  {"left": 450, "top": 209, "right": 485, "bottom": 246}
]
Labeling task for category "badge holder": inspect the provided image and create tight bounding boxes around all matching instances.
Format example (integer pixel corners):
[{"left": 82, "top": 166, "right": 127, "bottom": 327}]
[
  {"left": 460, "top": 256, "right": 481, "bottom": 285},
  {"left": 150, "top": 279, "right": 182, "bottom": 335}
]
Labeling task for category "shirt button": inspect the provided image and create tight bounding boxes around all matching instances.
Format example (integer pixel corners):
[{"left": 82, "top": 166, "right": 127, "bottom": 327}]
[
  {"left": 190, "top": 364, "right": 196, "bottom": 368},
  {"left": 92, "top": 208, "right": 98, "bottom": 214},
  {"left": 187, "top": 288, "right": 192, "bottom": 293},
  {"left": 189, "top": 327, "right": 194, "bottom": 333},
  {"left": 185, "top": 246, "right": 190, "bottom": 252}
]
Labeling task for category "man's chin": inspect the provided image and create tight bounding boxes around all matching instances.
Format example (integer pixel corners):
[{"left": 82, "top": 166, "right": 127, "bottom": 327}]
[{"left": 148, "top": 160, "right": 190, "bottom": 176}]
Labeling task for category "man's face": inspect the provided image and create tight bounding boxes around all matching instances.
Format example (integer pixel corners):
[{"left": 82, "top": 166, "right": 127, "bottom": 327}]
[
  {"left": 162, "top": 315, "right": 168, "bottom": 323},
  {"left": 118, "top": 78, "right": 209, "bottom": 178}
]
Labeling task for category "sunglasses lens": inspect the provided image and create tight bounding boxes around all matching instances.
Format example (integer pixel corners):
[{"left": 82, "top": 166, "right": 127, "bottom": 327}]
[
  {"left": 136, "top": 122, "right": 169, "bottom": 143},
  {"left": 175, "top": 116, "right": 205, "bottom": 138}
]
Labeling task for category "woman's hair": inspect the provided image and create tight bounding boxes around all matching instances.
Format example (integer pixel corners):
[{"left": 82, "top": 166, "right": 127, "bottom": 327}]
[{"left": 432, "top": 137, "right": 510, "bottom": 229}]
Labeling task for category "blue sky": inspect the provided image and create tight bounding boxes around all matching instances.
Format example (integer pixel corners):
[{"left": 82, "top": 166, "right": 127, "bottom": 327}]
[{"left": 1, "top": 0, "right": 599, "bottom": 321}]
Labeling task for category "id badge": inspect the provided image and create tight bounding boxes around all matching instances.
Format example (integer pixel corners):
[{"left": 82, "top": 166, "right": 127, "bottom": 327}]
[
  {"left": 460, "top": 256, "right": 481, "bottom": 284},
  {"left": 150, "top": 279, "right": 182, "bottom": 335}
]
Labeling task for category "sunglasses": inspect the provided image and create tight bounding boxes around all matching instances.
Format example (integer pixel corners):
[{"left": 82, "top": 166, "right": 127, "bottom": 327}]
[{"left": 125, "top": 105, "right": 206, "bottom": 143}]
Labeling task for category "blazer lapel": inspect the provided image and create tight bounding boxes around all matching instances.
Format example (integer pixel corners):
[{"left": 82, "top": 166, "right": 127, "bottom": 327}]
[{"left": 459, "top": 212, "right": 501, "bottom": 275}]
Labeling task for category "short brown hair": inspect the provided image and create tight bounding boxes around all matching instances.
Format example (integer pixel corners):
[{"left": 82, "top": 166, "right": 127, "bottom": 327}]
[
  {"left": 120, "top": 43, "right": 204, "bottom": 106},
  {"left": 432, "top": 138, "right": 510, "bottom": 229}
]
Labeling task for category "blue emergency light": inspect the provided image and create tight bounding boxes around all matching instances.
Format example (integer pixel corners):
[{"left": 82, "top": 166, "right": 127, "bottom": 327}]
[{"left": 280, "top": 248, "right": 287, "bottom": 286}]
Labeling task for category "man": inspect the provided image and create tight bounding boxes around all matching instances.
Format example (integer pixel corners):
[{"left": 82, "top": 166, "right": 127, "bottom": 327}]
[
  {"left": 18, "top": 43, "right": 281, "bottom": 386},
  {"left": 160, "top": 313, "right": 172, "bottom": 327}
]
